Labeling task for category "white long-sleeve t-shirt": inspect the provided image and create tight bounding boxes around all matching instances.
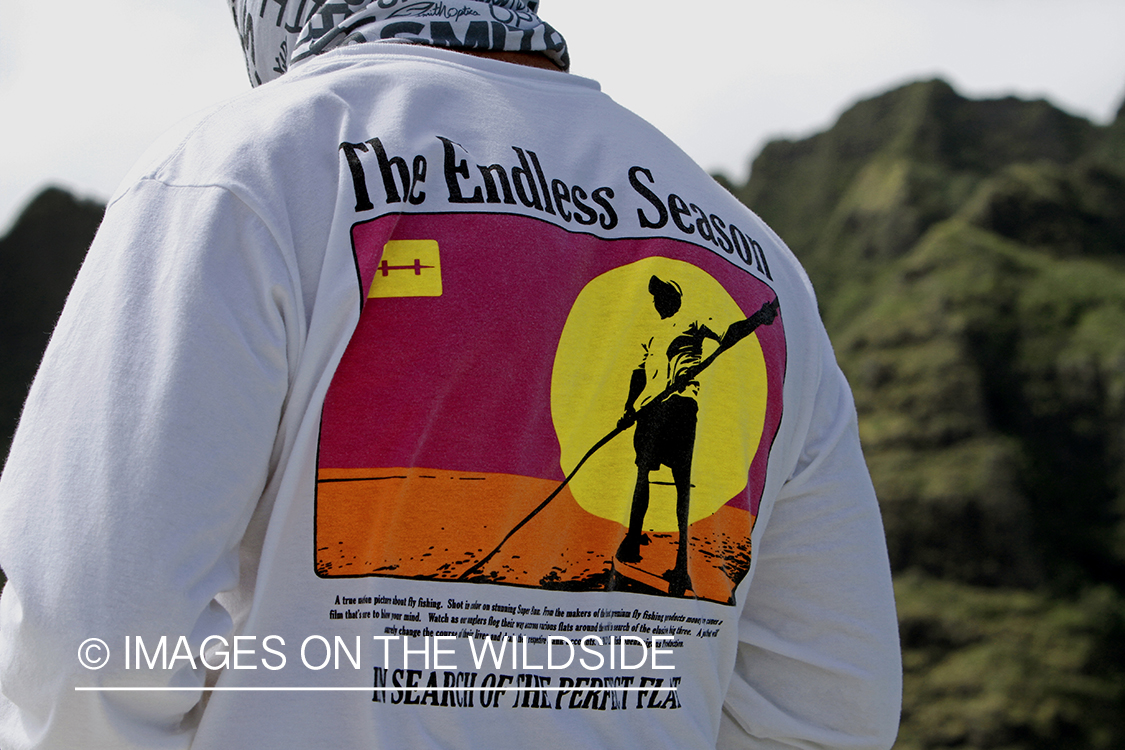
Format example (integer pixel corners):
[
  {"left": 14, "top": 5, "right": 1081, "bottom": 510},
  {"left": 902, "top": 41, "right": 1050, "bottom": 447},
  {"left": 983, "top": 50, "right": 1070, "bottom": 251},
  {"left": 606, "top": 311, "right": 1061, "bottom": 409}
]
[{"left": 0, "top": 44, "right": 901, "bottom": 749}]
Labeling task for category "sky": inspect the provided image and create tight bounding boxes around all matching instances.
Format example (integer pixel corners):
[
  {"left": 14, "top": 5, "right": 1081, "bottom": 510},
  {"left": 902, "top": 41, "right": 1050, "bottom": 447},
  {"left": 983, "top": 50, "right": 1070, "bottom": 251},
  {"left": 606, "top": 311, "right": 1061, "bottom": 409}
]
[{"left": 2, "top": 0, "right": 1124, "bottom": 234}]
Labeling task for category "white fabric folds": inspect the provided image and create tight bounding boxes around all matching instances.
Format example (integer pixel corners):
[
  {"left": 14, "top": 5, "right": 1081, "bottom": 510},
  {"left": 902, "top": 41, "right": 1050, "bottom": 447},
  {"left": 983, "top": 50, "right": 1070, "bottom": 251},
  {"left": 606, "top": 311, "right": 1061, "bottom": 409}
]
[{"left": 228, "top": 0, "right": 569, "bottom": 85}]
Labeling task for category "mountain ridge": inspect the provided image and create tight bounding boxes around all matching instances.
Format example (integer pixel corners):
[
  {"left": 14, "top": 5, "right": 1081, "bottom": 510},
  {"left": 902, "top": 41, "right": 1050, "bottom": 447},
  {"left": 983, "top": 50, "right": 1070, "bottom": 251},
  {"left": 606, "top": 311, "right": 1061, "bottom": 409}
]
[{"left": 719, "top": 77, "right": 1125, "bottom": 749}]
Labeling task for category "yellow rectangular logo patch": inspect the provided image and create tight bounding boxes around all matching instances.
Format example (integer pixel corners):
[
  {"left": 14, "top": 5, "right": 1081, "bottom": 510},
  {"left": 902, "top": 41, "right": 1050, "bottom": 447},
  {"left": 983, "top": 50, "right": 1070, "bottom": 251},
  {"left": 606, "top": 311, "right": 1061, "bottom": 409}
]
[{"left": 367, "top": 240, "right": 442, "bottom": 298}]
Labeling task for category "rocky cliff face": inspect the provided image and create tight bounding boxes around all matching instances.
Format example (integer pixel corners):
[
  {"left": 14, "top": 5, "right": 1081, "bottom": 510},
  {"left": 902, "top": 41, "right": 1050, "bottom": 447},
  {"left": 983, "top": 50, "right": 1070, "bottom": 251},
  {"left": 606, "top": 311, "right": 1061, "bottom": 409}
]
[{"left": 722, "top": 78, "right": 1125, "bottom": 749}]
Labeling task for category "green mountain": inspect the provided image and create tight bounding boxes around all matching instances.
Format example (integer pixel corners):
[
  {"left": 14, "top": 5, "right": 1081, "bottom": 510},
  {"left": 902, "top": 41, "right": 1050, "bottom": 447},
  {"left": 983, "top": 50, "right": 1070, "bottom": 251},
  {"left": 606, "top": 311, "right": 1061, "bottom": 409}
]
[
  {"left": 0, "top": 187, "right": 104, "bottom": 461},
  {"left": 722, "top": 79, "right": 1125, "bottom": 749}
]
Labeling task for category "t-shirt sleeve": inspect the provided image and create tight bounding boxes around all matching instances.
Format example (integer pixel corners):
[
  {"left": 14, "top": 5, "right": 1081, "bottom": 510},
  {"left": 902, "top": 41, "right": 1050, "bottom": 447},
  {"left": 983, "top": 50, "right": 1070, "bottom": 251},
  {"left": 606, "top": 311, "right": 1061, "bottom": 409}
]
[
  {"left": 718, "top": 329, "right": 902, "bottom": 749},
  {"left": 0, "top": 179, "right": 297, "bottom": 749}
]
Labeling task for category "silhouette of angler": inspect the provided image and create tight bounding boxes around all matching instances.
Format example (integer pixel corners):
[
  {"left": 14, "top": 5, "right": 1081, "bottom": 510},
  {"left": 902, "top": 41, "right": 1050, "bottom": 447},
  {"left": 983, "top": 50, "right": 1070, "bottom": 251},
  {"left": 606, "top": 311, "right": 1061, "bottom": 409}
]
[{"left": 616, "top": 275, "right": 722, "bottom": 597}]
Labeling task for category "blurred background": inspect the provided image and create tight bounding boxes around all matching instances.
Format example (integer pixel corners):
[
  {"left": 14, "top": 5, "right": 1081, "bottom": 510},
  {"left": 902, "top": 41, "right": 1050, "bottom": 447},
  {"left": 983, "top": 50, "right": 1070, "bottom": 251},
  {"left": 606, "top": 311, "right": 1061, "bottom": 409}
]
[{"left": 2, "top": 2, "right": 1124, "bottom": 747}]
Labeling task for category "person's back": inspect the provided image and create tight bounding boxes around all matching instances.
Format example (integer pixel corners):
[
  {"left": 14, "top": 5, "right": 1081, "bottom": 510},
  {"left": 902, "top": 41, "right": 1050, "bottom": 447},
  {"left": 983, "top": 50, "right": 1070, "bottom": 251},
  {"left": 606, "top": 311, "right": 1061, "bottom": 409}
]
[{"left": 0, "top": 3, "right": 902, "bottom": 748}]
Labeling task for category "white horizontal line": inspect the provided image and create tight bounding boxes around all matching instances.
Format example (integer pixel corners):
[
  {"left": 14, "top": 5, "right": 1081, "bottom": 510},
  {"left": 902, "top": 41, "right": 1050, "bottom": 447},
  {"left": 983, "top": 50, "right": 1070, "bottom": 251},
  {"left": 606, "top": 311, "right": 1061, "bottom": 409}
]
[{"left": 76, "top": 686, "right": 676, "bottom": 693}]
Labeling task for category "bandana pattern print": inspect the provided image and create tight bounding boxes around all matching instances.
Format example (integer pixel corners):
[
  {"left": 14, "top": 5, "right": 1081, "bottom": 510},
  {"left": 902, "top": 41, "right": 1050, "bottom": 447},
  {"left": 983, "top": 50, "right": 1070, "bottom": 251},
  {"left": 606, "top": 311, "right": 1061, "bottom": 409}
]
[{"left": 229, "top": 0, "right": 568, "bottom": 86}]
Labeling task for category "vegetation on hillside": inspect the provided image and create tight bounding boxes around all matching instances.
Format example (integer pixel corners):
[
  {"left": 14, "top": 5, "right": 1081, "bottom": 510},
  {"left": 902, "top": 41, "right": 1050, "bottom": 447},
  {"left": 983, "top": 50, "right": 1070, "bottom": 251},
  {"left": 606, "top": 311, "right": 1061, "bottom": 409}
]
[{"left": 720, "top": 79, "right": 1125, "bottom": 749}]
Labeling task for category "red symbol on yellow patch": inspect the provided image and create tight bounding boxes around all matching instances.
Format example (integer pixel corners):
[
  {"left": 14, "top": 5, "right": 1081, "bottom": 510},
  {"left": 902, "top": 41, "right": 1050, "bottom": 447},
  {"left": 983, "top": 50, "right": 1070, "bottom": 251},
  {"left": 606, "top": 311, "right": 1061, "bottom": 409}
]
[{"left": 368, "top": 240, "right": 442, "bottom": 298}]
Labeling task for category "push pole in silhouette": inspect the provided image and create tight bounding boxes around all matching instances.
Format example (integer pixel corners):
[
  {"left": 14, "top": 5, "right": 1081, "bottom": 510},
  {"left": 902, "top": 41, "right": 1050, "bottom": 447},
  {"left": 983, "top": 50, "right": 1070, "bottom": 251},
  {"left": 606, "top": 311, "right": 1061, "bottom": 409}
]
[{"left": 457, "top": 297, "right": 780, "bottom": 583}]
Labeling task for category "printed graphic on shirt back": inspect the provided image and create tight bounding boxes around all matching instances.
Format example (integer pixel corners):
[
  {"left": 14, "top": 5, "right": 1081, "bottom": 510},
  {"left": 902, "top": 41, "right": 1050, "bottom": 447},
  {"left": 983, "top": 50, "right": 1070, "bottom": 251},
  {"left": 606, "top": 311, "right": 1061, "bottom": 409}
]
[{"left": 315, "top": 213, "right": 785, "bottom": 605}]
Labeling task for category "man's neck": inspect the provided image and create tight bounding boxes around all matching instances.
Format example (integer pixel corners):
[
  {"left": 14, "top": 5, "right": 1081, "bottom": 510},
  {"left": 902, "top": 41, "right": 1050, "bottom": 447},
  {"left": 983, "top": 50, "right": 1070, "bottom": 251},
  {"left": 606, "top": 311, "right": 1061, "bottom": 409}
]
[{"left": 459, "top": 49, "right": 563, "bottom": 71}]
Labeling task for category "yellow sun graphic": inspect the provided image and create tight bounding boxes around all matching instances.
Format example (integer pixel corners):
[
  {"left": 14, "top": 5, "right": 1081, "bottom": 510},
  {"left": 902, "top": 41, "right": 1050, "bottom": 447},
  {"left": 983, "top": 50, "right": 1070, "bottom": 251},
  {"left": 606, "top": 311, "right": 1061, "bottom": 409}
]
[{"left": 550, "top": 257, "right": 769, "bottom": 531}]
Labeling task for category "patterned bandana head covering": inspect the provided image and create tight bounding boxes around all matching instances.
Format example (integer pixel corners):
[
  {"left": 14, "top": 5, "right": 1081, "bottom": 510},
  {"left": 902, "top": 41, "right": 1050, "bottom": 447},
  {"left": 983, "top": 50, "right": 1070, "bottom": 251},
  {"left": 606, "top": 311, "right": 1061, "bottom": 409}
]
[{"left": 228, "top": 0, "right": 569, "bottom": 87}]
